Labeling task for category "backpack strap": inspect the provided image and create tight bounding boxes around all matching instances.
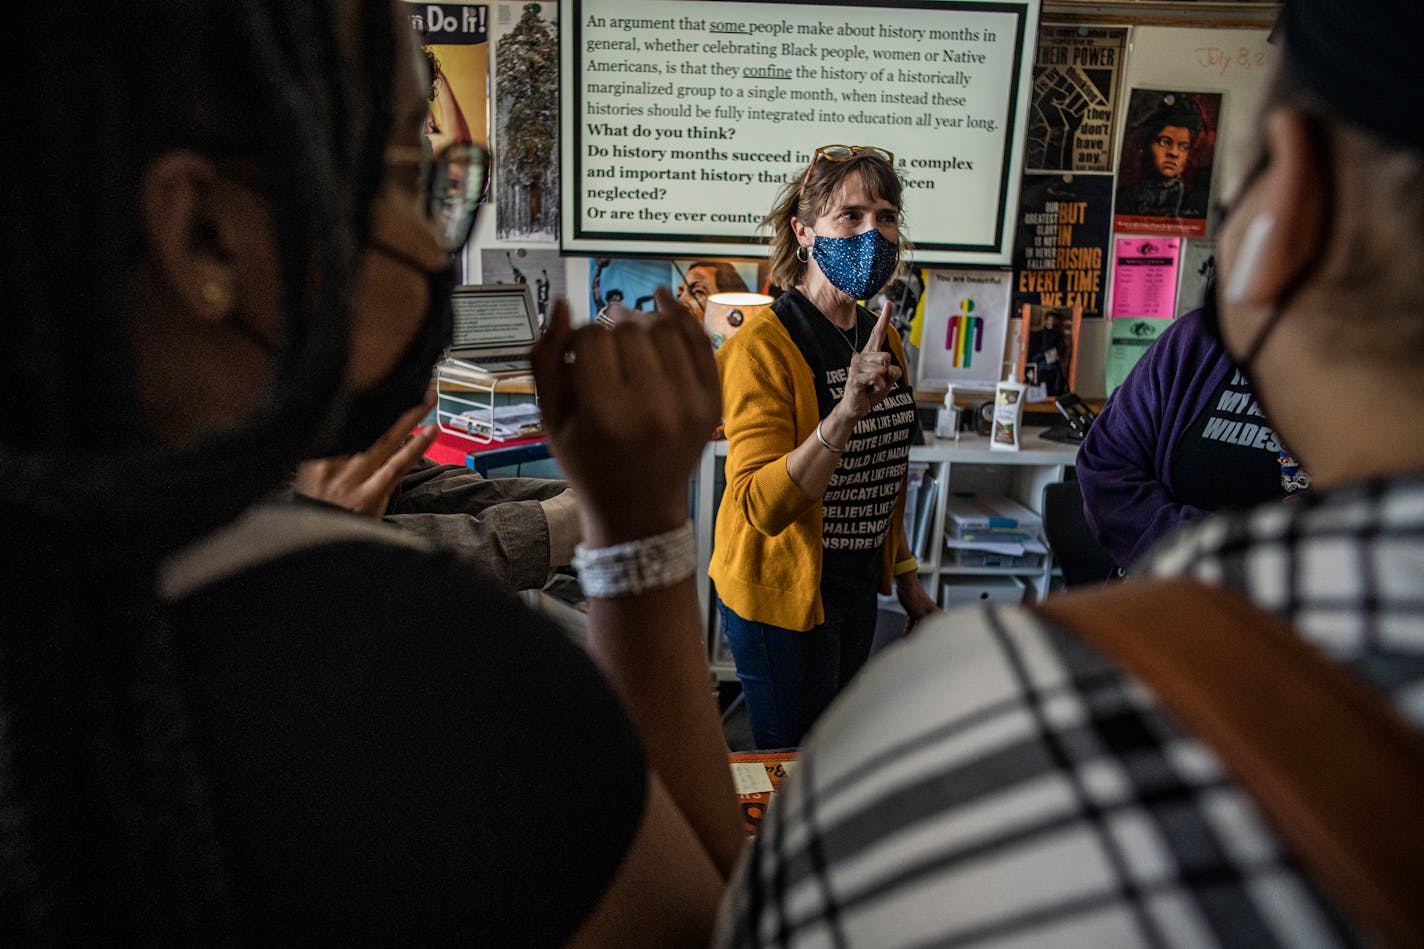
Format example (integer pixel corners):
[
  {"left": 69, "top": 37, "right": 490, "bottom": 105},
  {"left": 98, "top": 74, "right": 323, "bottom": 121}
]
[{"left": 1034, "top": 578, "right": 1424, "bottom": 947}]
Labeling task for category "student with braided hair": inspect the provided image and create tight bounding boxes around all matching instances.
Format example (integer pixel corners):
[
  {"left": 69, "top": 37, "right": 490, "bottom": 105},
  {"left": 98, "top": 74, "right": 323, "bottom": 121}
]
[{"left": 1, "top": 2, "right": 741, "bottom": 943}]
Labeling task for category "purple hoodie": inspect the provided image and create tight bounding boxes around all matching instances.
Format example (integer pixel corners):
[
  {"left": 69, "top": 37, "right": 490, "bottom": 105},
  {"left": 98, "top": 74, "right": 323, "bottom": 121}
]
[{"left": 1076, "top": 310, "right": 1234, "bottom": 568}]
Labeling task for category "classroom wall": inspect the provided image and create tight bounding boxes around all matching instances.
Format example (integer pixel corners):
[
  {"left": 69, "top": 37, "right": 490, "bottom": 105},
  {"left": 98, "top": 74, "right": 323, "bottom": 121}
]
[{"left": 452, "top": 1, "right": 1280, "bottom": 398}]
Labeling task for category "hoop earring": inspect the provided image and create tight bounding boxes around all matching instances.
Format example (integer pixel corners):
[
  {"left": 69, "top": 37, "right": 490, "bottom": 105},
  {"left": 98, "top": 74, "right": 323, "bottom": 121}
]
[{"left": 795, "top": 245, "right": 810, "bottom": 263}]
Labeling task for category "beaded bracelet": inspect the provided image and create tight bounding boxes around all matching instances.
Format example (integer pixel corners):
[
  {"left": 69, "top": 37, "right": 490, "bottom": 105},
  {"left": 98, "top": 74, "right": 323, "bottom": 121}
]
[
  {"left": 815, "top": 421, "right": 847, "bottom": 453},
  {"left": 571, "top": 521, "right": 697, "bottom": 598}
]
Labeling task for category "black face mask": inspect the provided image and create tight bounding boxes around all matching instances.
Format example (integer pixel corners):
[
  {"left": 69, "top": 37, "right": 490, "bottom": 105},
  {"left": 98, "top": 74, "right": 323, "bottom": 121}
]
[
  {"left": 1203, "top": 115, "right": 1341, "bottom": 486},
  {"left": 1199, "top": 272, "right": 1249, "bottom": 374},
  {"left": 318, "top": 250, "right": 457, "bottom": 456},
  {"left": 1201, "top": 149, "right": 1277, "bottom": 391},
  {"left": 1203, "top": 121, "right": 1338, "bottom": 385},
  {"left": 1201, "top": 267, "right": 1299, "bottom": 431}
]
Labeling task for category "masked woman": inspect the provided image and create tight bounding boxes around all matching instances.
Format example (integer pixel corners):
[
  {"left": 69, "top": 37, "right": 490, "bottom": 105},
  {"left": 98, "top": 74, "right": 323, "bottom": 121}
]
[{"left": 710, "top": 145, "right": 937, "bottom": 750}]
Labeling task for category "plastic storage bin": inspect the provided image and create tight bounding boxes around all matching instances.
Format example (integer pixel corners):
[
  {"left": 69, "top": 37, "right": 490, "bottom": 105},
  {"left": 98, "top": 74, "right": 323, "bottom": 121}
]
[{"left": 939, "top": 576, "right": 1026, "bottom": 609}]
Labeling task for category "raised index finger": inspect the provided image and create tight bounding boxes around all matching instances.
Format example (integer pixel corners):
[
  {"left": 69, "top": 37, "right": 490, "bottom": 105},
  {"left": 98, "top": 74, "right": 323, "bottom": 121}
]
[{"left": 863, "top": 299, "right": 894, "bottom": 354}]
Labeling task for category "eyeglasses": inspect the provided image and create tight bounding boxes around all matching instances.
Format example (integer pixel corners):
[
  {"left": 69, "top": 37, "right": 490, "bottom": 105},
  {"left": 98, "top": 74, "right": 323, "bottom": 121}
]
[
  {"left": 800, "top": 144, "right": 895, "bottom": 195},
  {"left": 386, "top": 142, "right": 490, "bottom": 252}
]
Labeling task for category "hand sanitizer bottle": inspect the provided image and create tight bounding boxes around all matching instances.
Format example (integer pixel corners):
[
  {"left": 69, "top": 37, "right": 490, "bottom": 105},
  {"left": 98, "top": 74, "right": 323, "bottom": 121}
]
[{"left": 935, "top": 386, "right": 960, "bottom": 441}]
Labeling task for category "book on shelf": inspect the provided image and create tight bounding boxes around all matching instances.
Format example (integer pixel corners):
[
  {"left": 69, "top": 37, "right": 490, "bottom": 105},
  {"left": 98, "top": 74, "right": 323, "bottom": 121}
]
[
  {"left": 912, "top": 471, "right": 939, "bottom": 562},
  {"left": 902, "top": 462, "right": 929, "bottom": 548}
]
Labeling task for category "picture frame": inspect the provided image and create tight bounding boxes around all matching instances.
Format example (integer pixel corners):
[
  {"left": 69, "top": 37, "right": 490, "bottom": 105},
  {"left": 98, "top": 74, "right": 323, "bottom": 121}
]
[{"left": 1017, "top": 304, "right": 1083, "bottom": 401}]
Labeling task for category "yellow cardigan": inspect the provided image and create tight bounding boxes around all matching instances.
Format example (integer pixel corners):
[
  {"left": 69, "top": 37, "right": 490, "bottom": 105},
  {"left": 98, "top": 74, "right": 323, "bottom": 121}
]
[{"left": 708, "top": 308, "right": 911, "bottom": 631}]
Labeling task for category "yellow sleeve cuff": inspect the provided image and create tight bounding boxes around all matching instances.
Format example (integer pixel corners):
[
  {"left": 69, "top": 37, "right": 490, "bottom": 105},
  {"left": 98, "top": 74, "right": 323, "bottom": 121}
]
[{"left": 893, "top": 556, "right": 919, "bottom": 576}]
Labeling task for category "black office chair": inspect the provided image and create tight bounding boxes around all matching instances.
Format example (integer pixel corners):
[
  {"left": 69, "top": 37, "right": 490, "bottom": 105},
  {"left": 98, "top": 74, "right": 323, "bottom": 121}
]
[{"left": 1042, "top": 479, "right": 1119, "bottom": 588}]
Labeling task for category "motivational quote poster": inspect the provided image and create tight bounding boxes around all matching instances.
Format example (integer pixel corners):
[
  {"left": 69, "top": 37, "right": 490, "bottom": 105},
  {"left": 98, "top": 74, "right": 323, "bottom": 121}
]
[
  {"left": 1025, "top": 25, "right": 1125, "bottom": 172},
  {"left": 1011, "top": 172, "right": 1112, "bottom": 317}
]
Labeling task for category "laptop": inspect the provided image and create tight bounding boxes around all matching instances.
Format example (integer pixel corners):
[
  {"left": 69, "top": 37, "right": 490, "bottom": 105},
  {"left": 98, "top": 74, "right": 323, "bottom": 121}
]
[{"left": 445, "top": 283, "right": 541, "bottom": 376}]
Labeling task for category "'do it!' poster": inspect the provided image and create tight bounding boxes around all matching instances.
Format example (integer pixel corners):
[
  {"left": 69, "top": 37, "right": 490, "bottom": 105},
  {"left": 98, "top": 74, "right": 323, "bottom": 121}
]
[{"left": 405, "top": 2, "right": 490, "bottom": 155}]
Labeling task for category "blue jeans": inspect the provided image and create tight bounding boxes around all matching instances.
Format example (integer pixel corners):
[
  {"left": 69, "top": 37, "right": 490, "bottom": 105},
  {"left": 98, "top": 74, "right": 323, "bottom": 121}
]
[{"left": 719, "top": 590, "right": 879, "bottom": 749}]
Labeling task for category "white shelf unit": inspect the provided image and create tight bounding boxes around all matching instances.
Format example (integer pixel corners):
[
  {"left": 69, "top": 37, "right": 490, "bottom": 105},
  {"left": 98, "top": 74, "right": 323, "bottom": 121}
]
[{"left": 694, "top": 431, "right": 1080, "bottom": 680}]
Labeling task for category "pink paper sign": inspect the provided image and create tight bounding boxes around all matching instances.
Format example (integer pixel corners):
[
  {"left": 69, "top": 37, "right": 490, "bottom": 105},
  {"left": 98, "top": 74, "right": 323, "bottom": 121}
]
[{"left": 1110, "top": 236, "right": 1181, "bottom": 318}]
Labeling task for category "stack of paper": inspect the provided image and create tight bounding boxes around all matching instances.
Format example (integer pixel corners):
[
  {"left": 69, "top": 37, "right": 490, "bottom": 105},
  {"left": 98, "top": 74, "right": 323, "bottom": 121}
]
[
  {"left": 942, "top": 493, "right": 1047, "bottom": 562},
  {"left": 944, "top": 493, "right": 1042, "bottom": 534},
  {"left": 450, "top": 403, "right": 543, "bottom": 440},
  {"left": 944, "top": 545, "right": 1046, "bottom": 568}
]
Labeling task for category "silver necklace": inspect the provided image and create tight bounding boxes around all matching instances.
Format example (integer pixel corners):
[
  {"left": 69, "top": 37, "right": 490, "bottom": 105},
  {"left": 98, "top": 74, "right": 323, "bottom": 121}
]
[{"left": 835, "top": 317, "right": 859, "bottom": 356}]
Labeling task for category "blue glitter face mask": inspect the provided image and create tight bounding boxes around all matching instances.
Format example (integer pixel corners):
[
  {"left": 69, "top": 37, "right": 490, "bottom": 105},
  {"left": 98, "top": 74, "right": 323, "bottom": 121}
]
[{"left": 812, "top": 226, "right": 899, "bottom": 299}]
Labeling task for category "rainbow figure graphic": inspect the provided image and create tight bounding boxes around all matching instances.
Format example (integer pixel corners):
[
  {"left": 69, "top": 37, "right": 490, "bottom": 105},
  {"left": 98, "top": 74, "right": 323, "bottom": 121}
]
[{"left": 945, "top": 299, "right": 984, "bottom": 369}]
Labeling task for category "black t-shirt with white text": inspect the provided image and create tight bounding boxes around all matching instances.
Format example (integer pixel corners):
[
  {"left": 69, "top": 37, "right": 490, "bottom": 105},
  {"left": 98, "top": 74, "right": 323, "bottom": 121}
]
[
  {"left": 1171, "top": 369, "right": 1283, "bottom": 512},
  {"left": 770, "top": 289, "right": 918, "bottom": 595},
  {"left": 806, "top": 309, "right": 917, "bottom": 593}
]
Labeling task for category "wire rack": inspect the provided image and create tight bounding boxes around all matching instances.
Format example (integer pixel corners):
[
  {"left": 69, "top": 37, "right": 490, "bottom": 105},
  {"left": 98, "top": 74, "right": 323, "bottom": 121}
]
[{"left": 434, "top": 357, "right": 540, "bottom": 445}]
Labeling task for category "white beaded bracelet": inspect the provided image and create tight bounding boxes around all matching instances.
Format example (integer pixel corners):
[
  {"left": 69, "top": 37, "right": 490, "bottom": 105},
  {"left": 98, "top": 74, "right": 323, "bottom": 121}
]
[
  {"left": 571, "top": 520, "right": 697, "bottom": 598},
  {"left": 815, "top": 421, "right": 847, "bottom": 453}
]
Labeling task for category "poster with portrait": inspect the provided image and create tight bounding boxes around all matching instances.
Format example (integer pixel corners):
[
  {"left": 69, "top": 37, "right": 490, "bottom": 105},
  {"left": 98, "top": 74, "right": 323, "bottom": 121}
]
[
  {"left": 493, "top": 1, "right": 558, "bottom": 241},
  {"left": 867, "top": 270, "right": 927, "bottom": 337},
  {"left": 1026, "top": 26, "right": 1126, "bottom": 172},
  {"left": 1113, "top": 88, "right": 1222, "bottom": 238},
  {"left": 1012, "top": 173, "right": 1112, "bottom": 318},
  {"left": 480, "top": 247, "right": 566, "bottom": 329},
  {"left": 670, "top": 258, "right": 760, "bottom": 315},
  {"left": 916, "top": 269, "right": 1014, "bottom": 388},
  {"left": 405, "top": 2, "right": 490, "bottom": 280},
  {"left": 876, "top": 269, "right": 932, "bottom": 385},
  {"left": 407, "top": 3, "right": 490, "bottom": 150},
  {"left": 588, "top": 258, "right": 674, "bottom": 326},
  {"left": 671, "top": 258, "right": 764, "bottom": 348},
  {"left": 1017, "top": 304, "right": 1082, "bottom": 401}
]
